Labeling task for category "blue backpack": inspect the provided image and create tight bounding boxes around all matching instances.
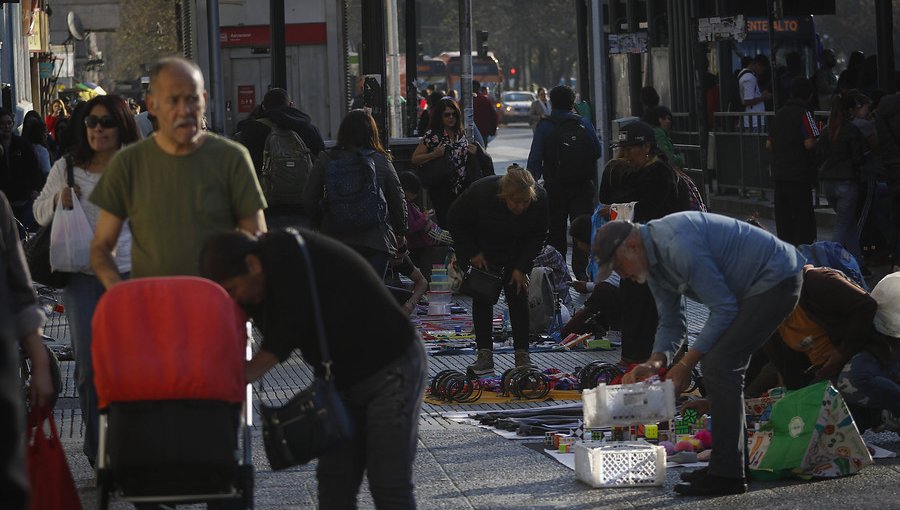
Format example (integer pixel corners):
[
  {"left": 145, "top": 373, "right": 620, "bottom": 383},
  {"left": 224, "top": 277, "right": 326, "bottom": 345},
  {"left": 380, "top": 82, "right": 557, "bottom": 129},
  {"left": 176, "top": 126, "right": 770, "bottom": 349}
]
[
  {"left": 323, "top": 149, "right": 387, "bottom": 233},
  {"left": 797, "top": 241, "right": 868, "bottom": 291}
]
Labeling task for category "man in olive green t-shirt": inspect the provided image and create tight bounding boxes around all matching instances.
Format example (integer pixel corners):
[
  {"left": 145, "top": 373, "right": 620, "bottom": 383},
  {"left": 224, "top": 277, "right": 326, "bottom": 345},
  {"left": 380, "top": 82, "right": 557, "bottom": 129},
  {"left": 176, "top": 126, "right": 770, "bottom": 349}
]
[{"left": 90, "top": 57, "right": 267, "bottom": 288}]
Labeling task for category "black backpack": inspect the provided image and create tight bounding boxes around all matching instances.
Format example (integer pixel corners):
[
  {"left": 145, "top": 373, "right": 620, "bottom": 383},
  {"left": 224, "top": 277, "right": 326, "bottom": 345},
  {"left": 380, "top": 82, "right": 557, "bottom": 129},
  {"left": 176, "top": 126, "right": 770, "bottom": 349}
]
[
  {"left": 257, "top": 118, "right": 313, "bottom": 207},
  {"left": 542, "top": 116, "right": 596, "bottom": 184}
]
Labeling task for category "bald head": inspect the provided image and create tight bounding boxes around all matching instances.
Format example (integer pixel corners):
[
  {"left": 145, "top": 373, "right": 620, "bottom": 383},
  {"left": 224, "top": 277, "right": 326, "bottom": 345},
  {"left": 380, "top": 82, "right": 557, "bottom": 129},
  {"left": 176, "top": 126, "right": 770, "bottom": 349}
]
[
  {"left": 146, "top": 56, "right": 208, "bottom": 154},
  {"left": 149, "top": 57, "right": 205, "bottom": 92}
]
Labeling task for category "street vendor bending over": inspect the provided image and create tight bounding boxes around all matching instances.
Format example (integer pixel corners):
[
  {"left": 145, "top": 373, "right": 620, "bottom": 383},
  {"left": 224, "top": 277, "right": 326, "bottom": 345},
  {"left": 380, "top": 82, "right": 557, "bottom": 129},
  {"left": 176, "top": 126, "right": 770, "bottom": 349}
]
[{"left": 598, "top": 211, "right": 804, "bottom": 496}]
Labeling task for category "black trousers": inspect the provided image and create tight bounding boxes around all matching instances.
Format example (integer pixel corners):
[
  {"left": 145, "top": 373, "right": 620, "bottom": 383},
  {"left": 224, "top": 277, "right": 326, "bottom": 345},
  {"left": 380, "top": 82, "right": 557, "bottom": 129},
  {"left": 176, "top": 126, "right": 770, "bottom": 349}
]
[
  {"left": 773, "top": 180, "right": 816, "bottom": 246},
  {"left": 472, "top": 265, "right": 530, "bottom": 351},
  {"left": 545, "top": 180, "right": 596, "bottom": 280},
  {"left": 618, "top": 279, "right": 658, "bottom": 363}
]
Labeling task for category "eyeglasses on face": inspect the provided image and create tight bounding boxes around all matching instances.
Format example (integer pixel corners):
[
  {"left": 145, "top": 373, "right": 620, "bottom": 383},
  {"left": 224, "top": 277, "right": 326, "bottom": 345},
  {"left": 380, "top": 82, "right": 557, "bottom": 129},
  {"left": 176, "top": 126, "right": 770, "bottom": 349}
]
[
  {"left": 443, "top": 111, "right": 457, "bottom": 118},
  {"left": 84, "top": 115, "right": 118, "bottom": 129}
]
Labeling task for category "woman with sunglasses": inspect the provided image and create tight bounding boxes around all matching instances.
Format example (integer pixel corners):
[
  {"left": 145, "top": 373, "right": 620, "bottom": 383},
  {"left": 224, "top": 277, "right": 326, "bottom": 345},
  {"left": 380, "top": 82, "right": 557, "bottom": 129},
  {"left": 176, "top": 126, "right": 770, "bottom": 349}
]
[
  {"left": 411, "top": 97, "right": 478, "bottom": 227},
  {"left": 32, "top": 94, "right": 139, "bottom": 466}
]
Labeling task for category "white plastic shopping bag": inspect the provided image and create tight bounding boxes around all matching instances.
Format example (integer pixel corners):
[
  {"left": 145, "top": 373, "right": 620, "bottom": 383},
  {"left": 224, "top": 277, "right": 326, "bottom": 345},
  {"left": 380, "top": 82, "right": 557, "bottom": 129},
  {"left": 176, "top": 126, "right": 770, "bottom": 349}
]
[
  {"left": 609, "top": 201, "right": 637, "bottom": 222},
  {"left": 49, "top": 193, "right": 94, "bottom": 272}
]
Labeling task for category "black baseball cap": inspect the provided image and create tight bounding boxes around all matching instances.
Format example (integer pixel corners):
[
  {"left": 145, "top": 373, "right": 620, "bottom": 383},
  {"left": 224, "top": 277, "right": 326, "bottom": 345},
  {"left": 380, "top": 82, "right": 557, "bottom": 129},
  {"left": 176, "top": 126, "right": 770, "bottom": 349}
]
[
  {"left": 591, "top": 220, "right": 637, "bottom": 282},
  {"left": 615, "top": 120, "right": 656, "bottom": 148}
]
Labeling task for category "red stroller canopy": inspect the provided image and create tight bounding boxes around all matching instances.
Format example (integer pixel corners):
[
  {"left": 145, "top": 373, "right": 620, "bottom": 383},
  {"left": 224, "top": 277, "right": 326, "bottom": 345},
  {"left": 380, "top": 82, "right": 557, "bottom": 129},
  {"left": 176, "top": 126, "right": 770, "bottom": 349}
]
[{"left": 92, "top": 277, "right": 248, "bottom": 409}]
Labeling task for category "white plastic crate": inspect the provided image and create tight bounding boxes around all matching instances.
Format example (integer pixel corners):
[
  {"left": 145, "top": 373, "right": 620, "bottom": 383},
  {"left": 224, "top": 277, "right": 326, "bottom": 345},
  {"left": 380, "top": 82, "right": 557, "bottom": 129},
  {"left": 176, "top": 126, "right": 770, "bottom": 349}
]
[
  {"left": 574, "top": 440, "right": 666, "bottom": 488},
  {"left": 582, "top": 380, "right": 676, "bottom": 428}
]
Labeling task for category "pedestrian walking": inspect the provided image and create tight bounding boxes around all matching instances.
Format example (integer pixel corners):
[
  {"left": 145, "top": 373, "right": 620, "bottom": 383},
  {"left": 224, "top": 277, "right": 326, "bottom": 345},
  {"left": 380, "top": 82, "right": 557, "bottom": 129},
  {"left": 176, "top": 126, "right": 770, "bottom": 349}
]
[
  {"left": 90, "top": 56, "right": 267, "bottom": 287},
  {"left": 33, "top": 95, "right": 139, "bottom": 466},
  {"left": 526, "top": 85, "right": 601, "bottom": 281}
]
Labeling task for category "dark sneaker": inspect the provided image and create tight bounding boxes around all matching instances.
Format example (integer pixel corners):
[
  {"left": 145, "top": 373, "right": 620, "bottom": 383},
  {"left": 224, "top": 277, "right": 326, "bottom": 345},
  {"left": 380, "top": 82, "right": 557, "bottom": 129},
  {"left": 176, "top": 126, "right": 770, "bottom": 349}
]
[
  {"left": 467, "top": 349, "right": 495, "bottom": 377},
  {"left": 674, "top": 472, "right": 747, "bottom": 497},
  {"left": 514, "top": 349, "right": 535, "bottom": 368},
  {"left": 679, "top": 467, "right": 708, "bottom": 483}
]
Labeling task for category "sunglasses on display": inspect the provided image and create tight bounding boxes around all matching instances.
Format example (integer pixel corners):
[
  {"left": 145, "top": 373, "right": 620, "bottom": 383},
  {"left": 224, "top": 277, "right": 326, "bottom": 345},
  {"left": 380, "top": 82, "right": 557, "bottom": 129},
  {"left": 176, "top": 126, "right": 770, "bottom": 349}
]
[{"left": 84, "top": 115, "right": 118, "bottom": 129}]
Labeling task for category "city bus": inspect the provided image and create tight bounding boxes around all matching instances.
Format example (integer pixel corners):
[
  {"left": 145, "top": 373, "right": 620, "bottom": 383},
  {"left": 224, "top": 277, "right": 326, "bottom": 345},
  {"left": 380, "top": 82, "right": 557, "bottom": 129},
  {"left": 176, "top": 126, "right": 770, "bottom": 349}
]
[{"left": 437, "top": 51, "right": 504, "bottom": 97}]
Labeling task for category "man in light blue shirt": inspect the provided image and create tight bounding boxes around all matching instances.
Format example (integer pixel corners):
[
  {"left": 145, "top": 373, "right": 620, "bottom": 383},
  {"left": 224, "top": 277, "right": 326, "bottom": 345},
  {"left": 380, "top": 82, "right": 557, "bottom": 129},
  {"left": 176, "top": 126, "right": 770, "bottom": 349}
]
[{"left": 594, "top": 212, "right": 804, "bottom": 496}]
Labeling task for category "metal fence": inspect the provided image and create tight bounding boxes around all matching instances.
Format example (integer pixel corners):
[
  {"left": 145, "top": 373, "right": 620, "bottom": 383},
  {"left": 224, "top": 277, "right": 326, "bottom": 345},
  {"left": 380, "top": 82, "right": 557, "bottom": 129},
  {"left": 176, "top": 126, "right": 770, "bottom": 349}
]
[{"left": 709, "top": 110, "right": 830, "bottom": 201}]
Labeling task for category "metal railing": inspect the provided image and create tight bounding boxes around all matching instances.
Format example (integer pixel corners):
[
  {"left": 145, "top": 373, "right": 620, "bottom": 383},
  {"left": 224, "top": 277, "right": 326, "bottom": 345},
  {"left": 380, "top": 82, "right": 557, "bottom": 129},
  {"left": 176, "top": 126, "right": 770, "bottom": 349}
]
[{"left": 709, "top": 110, "right": 830, "bottom": 202}]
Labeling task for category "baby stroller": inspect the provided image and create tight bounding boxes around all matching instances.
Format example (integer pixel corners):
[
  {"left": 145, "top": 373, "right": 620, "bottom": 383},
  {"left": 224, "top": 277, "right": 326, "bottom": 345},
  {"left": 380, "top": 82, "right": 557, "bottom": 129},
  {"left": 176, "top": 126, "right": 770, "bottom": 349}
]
[{"left": 92, "top": 277, "right": 254, "bottom": 509}]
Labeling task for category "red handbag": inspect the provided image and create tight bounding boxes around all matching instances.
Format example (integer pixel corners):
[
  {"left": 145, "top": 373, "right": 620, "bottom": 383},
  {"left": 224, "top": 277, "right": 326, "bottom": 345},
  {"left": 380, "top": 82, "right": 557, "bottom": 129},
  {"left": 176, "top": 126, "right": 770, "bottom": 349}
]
[{"left": 27, "top": 408, "right": 83, "bottom": 510}]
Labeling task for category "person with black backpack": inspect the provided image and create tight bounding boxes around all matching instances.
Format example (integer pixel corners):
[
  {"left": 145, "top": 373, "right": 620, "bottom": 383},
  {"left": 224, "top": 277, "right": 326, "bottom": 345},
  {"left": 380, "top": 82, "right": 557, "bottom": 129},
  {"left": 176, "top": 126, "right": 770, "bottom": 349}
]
[
  {"left": 239, "top": 88, "right": 326, "bottom": 228},
  {"left": 526, "top": 85, "right": 601, "bottom": 281},
  {"left": 303, "top": 110, "right": 407, "bottom": 279}
]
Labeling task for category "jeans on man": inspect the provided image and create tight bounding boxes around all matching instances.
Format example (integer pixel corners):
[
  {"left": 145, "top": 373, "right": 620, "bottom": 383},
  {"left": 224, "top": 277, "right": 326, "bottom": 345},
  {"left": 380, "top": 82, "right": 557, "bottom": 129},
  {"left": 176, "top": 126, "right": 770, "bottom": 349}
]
[
  {"left": 317, "top": 340, "right": 426, "bottom": 509},
  {"left": 824, "top": 180, "right": 861, "bottom": 258},
  {"left": 701, "top": 274, "right": 802, "bottom": 480}
]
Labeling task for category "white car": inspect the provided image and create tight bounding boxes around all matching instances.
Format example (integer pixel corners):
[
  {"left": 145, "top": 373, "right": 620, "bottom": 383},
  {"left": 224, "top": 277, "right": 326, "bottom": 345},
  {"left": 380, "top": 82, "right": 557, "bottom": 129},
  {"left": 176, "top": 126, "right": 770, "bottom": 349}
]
[{"left": 500, "top": 91, "right": 536, "bottom": 125}]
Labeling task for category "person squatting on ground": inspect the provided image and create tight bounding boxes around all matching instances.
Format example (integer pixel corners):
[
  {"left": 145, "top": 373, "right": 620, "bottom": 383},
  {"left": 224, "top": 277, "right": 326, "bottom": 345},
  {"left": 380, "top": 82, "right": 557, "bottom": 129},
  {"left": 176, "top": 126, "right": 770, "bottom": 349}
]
[
  {"left": 90, "top": 57, "right": 267, "bottom": 288},
  {"left": 33, "top": 95, "right": 139, "bottom": 466},
  {"left": 200, "top": 228, "right": 426, "bottom": 510},
  {"left": 0, "top": 190, "right": 55, "bottom": 510},
  {"left": 397, "top": 171, "right": 452, "bottom": 282},
  {"left": 448, "top": 165, "right": 548, "bottom": 375},
  {"left": 411, "top": 97, "right": 479, "bottom": 228},
  {"left": 766, "top": 77, "right": 820, "bottom": 246},
  {"left": 598, "top": 121, "right": 690, "bottom": 365},
  {"left": 604, "top": 212, "right": 804, "bottom": 496},
  {"left": 836, "top": 272, "right": 900, "bottom": 431},
  {"left": 561, "top": 214, "right": 621, "bottom": 339},
  {"left": 526, "top": 85, "right": 601, "bottom": 281},
  {"left": 303, "top": 109, "right": 407, "bottom": 279}
]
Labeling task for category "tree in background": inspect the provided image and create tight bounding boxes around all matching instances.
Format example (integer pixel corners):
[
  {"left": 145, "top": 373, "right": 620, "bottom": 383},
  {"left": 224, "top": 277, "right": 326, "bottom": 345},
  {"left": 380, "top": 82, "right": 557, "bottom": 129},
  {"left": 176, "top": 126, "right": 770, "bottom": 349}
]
[{"left": 108, "top": 0, "right": 178, "bottom": 84}]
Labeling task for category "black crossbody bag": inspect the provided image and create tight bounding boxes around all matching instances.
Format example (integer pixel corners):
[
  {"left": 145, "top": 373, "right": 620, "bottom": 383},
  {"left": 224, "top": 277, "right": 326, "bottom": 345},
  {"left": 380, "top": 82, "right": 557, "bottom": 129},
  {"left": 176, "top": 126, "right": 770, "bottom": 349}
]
[
  {"left": 459, "top": 265, "right": 503, "bottom": 304},
  {"left": 259, "top": 230, "right": 355, "bottom": 470}
]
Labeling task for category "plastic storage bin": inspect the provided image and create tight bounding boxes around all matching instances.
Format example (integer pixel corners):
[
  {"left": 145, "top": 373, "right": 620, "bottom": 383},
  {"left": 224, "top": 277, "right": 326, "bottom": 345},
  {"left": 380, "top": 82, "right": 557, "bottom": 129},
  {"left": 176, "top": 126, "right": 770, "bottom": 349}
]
[
  {"left": 429, "top": 281, "right": 452, "bottom": 292},
  {"left": 574, "top": 440, "right": 666, "bottom": 487},
  {"left": 428, "top": 290, "right": 451, "bottom": 304},
  {"left": 582, "top": 380, "right": 676, "bottom": 428}
]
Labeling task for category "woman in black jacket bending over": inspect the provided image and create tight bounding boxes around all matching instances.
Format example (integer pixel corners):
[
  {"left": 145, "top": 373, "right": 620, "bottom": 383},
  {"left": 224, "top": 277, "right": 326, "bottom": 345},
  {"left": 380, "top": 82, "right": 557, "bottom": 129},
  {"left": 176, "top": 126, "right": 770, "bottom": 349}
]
[{"left": 448, "top": 165, "right": 549, "bottom": 376}]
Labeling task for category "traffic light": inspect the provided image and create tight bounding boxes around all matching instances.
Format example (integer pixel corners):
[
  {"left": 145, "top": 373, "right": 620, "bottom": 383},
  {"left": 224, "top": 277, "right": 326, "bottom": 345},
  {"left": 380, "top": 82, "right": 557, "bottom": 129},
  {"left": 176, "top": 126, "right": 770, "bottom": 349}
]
[
  {"left": 510, "top": 67, "right": 517, "bottom": 76},
  {"left": 477, "top": 30, "right": 488, "bottom": 58}
]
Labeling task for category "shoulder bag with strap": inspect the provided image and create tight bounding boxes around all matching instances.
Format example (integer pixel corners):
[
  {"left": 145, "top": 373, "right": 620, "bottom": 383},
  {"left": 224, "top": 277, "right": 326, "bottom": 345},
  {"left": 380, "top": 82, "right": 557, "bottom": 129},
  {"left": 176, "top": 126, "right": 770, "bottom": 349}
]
[
  {"left": 259, "top": 230, "right": 355, "bottom": 470},
  {"left": 25, "top": 155, "right": 74, "bottom": 289}
]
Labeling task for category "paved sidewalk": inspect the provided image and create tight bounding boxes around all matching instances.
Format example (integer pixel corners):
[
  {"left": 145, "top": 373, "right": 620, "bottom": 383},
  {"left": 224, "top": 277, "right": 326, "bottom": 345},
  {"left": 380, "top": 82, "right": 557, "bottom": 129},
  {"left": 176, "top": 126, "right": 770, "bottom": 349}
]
[
  {"left": 57, "top": 337, "right": 900, "bottom": 509},
  {"left": 50, "top": 208, "right": 900, "bottom": 508}
]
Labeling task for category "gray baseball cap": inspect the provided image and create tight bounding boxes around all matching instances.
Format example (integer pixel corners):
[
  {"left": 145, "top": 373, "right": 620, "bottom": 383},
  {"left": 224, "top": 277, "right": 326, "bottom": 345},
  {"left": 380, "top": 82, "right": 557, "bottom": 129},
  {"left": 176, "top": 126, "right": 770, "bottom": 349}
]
[{"left": 591, "top": 220, "right": 637, "bottom": 282}]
